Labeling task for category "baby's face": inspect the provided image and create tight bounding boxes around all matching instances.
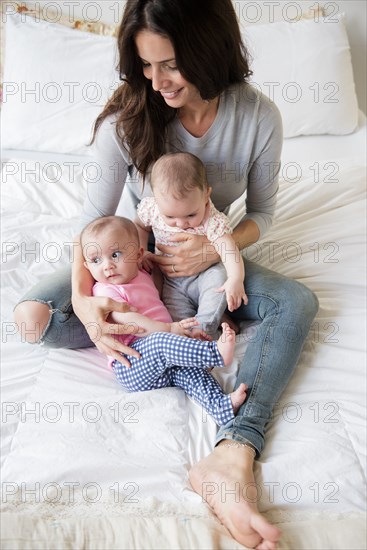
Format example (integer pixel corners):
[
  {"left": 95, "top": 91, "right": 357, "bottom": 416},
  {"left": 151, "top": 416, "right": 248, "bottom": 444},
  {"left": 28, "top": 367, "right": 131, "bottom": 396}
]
[
  {"left": 83, "top": 227, "right": 142, "bottom": 285},
  {"left": 155, "top": 187, "right": 210, "bottom": 230}
]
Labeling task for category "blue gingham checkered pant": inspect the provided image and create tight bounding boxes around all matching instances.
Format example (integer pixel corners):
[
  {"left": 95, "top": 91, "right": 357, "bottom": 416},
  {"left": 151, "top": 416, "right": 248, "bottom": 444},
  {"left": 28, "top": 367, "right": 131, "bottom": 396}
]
[{"left": 112, "top": 332, "right": 234, "bottom": 426}]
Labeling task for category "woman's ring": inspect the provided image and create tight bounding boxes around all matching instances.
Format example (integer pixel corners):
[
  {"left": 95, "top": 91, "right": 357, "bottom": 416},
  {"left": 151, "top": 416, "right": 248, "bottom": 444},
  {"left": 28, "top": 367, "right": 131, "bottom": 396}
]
[{"left": 171, "top": 264, "right": 177, "bottom": 273}]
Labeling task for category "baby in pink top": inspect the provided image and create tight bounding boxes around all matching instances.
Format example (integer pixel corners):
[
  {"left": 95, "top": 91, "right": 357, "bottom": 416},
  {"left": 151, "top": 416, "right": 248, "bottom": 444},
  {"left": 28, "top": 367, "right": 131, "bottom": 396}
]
[
  {"left": 80, "top": 215, "right": 247, "bottom": 426},
  {"left": 93, "top": 269, "right": 171, "bottom": 349}
]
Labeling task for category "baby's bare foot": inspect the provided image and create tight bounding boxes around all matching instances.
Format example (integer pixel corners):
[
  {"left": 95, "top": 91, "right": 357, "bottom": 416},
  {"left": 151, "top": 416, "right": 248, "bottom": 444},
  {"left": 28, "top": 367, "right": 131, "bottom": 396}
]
[
  {"left": 221, "top": 312, "right": 240, "bottom": 334},
  {"left": 216, "top": 322, "right": 236, "bottom": 366},
  {"left": 230, "top": 383, "right": 247, "bottom": 414}
]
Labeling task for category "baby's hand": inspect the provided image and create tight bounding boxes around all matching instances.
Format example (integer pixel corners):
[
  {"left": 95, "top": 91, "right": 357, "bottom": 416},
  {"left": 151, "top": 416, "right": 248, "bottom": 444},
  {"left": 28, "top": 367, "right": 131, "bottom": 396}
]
[
  {"left": 216, "top": 278, "right": 248, "bottom": 312},
  {"left": 170, "top": 317, "right": 199, "bottom": 337},
  {"left": 189, "top": 327, "right": 212, "bottom": 341},
  {"left": 141, "top": 251, "right": 156, "bottom": 273}
]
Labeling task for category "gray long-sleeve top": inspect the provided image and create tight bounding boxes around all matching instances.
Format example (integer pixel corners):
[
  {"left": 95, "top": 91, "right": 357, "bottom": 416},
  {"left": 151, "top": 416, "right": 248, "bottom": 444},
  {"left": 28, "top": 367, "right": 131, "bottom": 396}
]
[{"left": 80, "top": 83, "right": 283, "bottom": 238}]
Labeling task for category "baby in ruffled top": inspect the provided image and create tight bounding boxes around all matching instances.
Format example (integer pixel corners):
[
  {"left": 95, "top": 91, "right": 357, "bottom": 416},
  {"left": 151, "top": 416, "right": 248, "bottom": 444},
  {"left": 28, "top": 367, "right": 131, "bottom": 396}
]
[{"left": 136, "top": 152, "right": 248, "bottom": 337}]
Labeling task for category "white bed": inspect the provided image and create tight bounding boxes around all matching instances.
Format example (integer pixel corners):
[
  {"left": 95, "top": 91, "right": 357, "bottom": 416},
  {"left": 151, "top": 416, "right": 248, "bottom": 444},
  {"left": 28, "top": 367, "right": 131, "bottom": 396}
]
[{"left": 1, "top": 3, "right": 366, "bottom": 549}]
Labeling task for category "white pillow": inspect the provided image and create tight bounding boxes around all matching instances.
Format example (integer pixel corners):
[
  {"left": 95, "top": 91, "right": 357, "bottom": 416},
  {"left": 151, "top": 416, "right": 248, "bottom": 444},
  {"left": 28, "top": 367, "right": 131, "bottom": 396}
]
[
  {"left": 243, "top": 15, "right": 359, "bottom": 137},
  {"left": 2, "top": 13, "right": 119, "bottom": 155},
  {"left": 1, "top": 12, "right": 360, "bottom": 154}
]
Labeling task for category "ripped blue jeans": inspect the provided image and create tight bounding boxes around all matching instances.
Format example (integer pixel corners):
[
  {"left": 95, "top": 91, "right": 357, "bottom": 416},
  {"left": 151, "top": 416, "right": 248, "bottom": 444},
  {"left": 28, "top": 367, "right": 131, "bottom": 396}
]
[
  {"left": 16, "top": 266, "right": 92, "bottom": 348},
  {"left": 15, "top": 261, "right": 318, "bottom": 454}
]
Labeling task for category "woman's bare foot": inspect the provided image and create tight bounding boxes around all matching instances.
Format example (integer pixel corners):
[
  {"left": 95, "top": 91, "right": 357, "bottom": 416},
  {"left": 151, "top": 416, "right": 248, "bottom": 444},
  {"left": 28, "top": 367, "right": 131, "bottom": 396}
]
[
  {"left": 189, "top": 443, "right": 281, "bottom": 549},
  {"left": 216, "top": 322, "right": 236, "bottom": 366},
  {"left": 230, "top": 383, "right": 247, "bottom": 414}
]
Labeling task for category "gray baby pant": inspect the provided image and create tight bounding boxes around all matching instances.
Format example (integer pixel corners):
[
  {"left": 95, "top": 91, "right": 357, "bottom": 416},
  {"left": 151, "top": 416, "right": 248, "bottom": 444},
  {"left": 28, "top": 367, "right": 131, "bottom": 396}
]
[{"left": 162, "top": 263, "right": 227, "bottom": 337}]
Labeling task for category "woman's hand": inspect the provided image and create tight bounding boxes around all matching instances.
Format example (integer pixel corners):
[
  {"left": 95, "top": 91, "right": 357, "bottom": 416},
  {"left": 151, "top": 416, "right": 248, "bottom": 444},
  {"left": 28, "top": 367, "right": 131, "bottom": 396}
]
[
  {"left": 72, "top": 294, "right": 144, "bottom": 366},
  {"left": 154, "top": 233, "right": 220, "bottom": 277}
]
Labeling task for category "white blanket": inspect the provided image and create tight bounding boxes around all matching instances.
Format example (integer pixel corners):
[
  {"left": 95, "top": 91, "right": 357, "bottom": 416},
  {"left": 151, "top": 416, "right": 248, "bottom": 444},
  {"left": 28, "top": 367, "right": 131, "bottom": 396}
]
[{"left": 1, "top": 121, "right": 366, "bottom": 548}]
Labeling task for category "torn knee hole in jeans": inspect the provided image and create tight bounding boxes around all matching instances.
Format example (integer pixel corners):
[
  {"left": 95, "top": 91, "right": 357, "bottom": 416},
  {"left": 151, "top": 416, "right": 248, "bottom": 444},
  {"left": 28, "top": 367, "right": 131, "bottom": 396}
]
[
  {"left": 48, "top": 301, "right": 57, "bottom": 314},
  {"left": 40, "top": 301, "right": 67, "bottom": 315},
  {"left": 29, "top": 300, "right": 65, "bottom": 345},
  {"left": 35, "top": 301, "right": 55, "bottom": 345},
  {"left": 46, "top": 300, "right": 71, "bottom": 317}
]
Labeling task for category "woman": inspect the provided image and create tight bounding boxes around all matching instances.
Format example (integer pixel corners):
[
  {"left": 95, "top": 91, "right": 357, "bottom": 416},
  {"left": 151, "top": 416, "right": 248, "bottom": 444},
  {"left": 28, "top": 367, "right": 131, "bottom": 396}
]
[{"left": 14, "top": 1, "right": 318, "bottom": 547}]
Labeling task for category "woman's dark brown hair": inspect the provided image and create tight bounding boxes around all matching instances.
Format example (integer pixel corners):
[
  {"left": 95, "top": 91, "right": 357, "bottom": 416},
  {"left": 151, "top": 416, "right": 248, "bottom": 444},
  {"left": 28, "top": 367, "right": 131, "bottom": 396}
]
[{"left": 91, "top": 0, "right": 252, "bottom": 178}]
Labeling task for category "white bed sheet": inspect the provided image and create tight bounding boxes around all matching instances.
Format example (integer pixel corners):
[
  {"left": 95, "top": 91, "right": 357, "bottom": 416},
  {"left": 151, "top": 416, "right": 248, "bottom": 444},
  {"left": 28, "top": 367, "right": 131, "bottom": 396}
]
[{"left": 1, "top": 114, "right": 366, "bottom": 549}]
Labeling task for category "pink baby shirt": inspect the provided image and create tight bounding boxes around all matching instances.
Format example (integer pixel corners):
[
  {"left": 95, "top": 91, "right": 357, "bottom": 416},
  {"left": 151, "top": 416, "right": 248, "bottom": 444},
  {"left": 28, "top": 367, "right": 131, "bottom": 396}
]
[{"left": 93, "top": 270, "right": 172, "bottom": 363}]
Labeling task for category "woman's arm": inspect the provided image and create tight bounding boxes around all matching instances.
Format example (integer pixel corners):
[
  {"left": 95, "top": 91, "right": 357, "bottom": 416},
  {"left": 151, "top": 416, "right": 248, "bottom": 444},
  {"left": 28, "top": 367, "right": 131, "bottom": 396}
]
[
  {"left": 109, "top": 310, "right": 170, "bottom": 334},
  {"left": 109, "top": 310, "right": 199, "bottom": 338},
  {"left": 231, "top": 218, "right": 260, "bottom": 251},
  {"left": 80, "top": 115, "right": 130, "bottom": 228},
  {"left": 73, "top": 114, "right": 150, "bottom": 364}
]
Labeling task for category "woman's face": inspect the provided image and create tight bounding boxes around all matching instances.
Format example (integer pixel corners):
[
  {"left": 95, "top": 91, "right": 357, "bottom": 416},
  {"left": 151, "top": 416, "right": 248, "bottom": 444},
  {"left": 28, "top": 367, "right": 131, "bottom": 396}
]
[{"left": 135, "top": 30, "right": 201, "bottom": 109}]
